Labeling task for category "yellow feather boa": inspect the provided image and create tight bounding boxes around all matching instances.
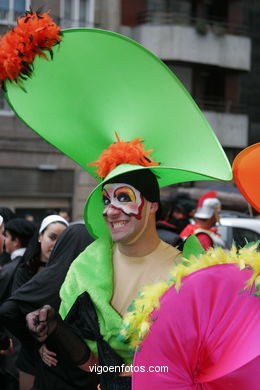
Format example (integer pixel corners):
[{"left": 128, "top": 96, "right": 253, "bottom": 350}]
[{"left": 120, "top": 245, "right": 260, "bottom": 350}]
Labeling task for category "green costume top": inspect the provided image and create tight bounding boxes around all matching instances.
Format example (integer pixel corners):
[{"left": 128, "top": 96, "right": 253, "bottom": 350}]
[{"left": 59, "top": 237, "right": 133, "bottom": 365}]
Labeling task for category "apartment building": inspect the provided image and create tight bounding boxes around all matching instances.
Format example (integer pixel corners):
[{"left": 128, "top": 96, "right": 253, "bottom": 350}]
[{"left": 0, "top": 0, "right": 99, "bottom": 221}]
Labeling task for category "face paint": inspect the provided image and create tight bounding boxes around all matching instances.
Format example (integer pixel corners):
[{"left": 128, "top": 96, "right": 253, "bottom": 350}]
[
  {"left": 102, "top": 183, "right": 152, "bottom": 244},
  {"left": 102, "top": 183, "right": 144, "bottom": 220}
]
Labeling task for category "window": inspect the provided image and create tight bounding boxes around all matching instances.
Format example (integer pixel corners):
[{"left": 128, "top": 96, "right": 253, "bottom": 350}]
[
  {"left": 193, "top": 66, "right": 226, "bottom": 112},
  {"left": 79, "top": 0, "right": 87, "bottom": 25},
  {"left": 60, "top": 0, "right": 95, "bottom": 28},
  {"left": 0, "top": 0, "right": 8, "bottom": 20},
  {"left": 64, "top": 0, "right": 72, "bottom": 21},
  {"left": 147, "top": 0, "right": 190, "bottom": 14},
  {"left": 0, "top": 0, "right": 30, "bottom": 24},
  {"left": 0, "top": 89, "right": 13, "bottom": 116}
]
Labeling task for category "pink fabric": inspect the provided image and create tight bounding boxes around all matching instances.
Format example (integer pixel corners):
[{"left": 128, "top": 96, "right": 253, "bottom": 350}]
[{"left": 133, "top": 264, "right": 260, "bottom": 389}]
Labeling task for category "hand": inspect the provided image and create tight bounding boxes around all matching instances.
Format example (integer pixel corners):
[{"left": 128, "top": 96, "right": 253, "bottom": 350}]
[
  {"left": 26, "top": 305, "right": 58, "bottom": 343},
  {"left": 0, "top": 338, "right": 14, "bottom": 355},
  {"left": 39, "top": 343, "right": 58, "bottom": 367}
]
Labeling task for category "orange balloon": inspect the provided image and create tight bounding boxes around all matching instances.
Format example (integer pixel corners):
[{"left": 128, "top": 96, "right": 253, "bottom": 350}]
[{"left": 233, "top": 143, "right": 260, "bottom": 212}]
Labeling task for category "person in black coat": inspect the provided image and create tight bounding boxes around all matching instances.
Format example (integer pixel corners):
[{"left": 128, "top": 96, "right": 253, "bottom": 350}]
[
  {"left": 0, "top": 219, "right": 36, "bottom": 304},
  {"left": 0, "top": 208, "right": 16, "bottom": 267},
  {"left": 0, "top": 223, "right": 98, "bottom": 390}
]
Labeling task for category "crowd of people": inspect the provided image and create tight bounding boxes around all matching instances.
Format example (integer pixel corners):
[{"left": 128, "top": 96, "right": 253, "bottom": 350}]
[
  {"left": 0, "top": 185, "right": 234, "bottom": 390},
  {"left": 0, "top": 190, "right": 225, "bottom": 390},
  {"left": 157, "top": 191, "right": 225, "bottom": 250},
  {"left": 0, "top": 208, "right": 97, "bottom": 390}
]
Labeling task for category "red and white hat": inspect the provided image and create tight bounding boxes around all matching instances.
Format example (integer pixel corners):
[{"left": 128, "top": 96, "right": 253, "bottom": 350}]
[{"left": 194, "top": 191, "right": 221, "bottom": 219}]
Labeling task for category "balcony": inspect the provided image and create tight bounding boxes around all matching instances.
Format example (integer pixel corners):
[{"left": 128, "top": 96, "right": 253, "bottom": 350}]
[
  {"left": 193, "top": 97, "right": 248, "bottom": 148},
  {"left": 137, "top": 11, "right": 249, "bottom": 36},
  {"left": 121, "top": 12, "right": 251, "bottom": 71}
]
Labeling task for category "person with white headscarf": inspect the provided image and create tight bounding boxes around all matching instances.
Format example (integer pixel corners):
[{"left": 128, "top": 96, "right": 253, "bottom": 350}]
[{"left": 11, "top": 215, "right": 68, "bottom": 292}]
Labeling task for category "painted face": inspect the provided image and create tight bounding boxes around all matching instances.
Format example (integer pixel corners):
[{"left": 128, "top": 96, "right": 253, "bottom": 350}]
[
  {"left": 102, "top": 183, "right": 148, "bottom": 243},
  {"left": 38, "top": 222, "right": 67, "bottom": 263},
  {"left": 103, "top": 183, "right": 144, "bottom": 219}
]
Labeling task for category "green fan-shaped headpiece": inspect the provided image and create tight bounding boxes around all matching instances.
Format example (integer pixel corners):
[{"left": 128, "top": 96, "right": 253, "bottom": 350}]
[{"left": 4, "top": 28, "right": 232, "bottom": 238}]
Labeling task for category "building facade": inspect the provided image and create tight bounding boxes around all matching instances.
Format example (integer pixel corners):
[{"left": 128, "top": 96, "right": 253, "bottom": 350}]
[{"left": 0, "top": 0, "right": 259, "bottom": 219}]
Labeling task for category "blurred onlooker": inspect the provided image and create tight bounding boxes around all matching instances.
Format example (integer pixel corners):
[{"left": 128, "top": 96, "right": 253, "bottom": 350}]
[
  {"left": 57, "top": 209, "right": 71, "bottom": 223},
  {"left": 0, "top": 218, "right": 36, "bottom": 385},
  {"left": 0, "top": 208, "right": 16, "bottom": 224},
  {"left": 12, "top": 215, "right": 69, "bottom": 291},
  {"left": 180, "top": 191, "right": 225, "bottom": 250},
  {"left": 168, "top": 193, "right": 196, "bottom": 234},
  {"left": 0, "top": 213, "right": 18, "bottom": 390},
  {"left": 24, "top": 214, "right": 34, "bottom": 223},
  {"left": 156, "top": 199, "right": 183, "bottom": 247},
  {"left": 4, "top": 219, "right": 36, "bottom": 263},
  {"left": 0, "top": 208, "right": 16, "bottom": 267},
  {"left": 0, "top": 219, "right": 36, "bottom": 304},
  {"left": 0, "top": 216, "right": 4, "bottom": 256}
]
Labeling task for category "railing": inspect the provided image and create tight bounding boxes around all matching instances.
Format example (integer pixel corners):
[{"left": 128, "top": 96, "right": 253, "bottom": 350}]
[
  {"left": 136, "top": 11, "right": 250, "bottom": 37},
  {"left": 195, "top": 98, "right": 248, "bottom": 115},
  {"left": 54, "top": 16, "right": 100, "bottom": 29},
  {"left": 0, "top": 9, "right": 100, "bottom": 29}
]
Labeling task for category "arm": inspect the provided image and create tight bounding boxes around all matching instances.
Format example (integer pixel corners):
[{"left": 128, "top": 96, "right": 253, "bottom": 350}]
[{"left": 26, "top": 305, "right": 97, "bottom": 370}]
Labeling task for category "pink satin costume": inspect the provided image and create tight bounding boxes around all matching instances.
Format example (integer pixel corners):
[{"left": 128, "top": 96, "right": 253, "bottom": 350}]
[{"left": 133, "top": 264, "right": 260, "bottom": 389}]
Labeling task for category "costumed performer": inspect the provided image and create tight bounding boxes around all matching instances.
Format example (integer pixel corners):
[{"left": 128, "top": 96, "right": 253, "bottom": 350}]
[
  {"left": 180, "top": 191, "right": 225, "bottom": 250},
  {"left": 0, "top": 10, "right": 231, "bottom": 390}
]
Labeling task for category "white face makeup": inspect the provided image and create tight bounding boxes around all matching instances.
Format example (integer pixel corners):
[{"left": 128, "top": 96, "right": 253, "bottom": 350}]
[
  {"left": 102, "top": 183, "right": 148, "bottom": 243},
  {"left": 102, "top": 183, "right": 144, "bottom": 219}
]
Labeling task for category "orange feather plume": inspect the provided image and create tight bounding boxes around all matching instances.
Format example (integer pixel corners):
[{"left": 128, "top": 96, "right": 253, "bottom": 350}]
[
  {"left": 0, "top": 10, "right": 61, "bottom": 86},
  {"left": 88, "top": 132, "right": 160, "bottom": 179}
]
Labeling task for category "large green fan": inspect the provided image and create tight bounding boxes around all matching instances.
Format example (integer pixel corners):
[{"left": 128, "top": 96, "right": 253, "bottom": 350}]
[{"left": 5, "top": 28, "right": 232, "bottom": 238}]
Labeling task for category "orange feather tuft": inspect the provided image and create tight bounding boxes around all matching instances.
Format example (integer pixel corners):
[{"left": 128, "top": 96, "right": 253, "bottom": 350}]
[
  {"left": 0, "top": 10, "right": 61, "bottom": 85},
  {"left": 88, "top": 133, "right": 159, "bottom": 179}
]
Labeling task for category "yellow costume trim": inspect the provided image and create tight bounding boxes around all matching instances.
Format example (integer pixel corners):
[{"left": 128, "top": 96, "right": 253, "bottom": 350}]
[{"left": 121, "top": 245, "right": 260, "bottom": 350}]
